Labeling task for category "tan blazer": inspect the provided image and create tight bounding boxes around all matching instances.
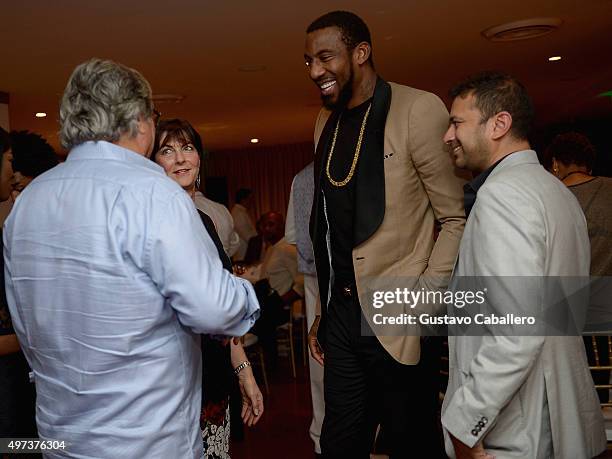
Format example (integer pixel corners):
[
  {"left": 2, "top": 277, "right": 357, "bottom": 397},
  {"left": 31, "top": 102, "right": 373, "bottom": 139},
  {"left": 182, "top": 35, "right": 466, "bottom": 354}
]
[{"left": 312, "top": 80, "right": 466, "bottom": 364}]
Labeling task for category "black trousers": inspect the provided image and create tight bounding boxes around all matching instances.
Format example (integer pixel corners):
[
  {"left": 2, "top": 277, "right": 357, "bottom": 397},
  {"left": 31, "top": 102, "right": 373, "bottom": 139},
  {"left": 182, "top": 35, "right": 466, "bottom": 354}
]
[{"left": 319, "top": 286, "right": 445, "bottom": 459}]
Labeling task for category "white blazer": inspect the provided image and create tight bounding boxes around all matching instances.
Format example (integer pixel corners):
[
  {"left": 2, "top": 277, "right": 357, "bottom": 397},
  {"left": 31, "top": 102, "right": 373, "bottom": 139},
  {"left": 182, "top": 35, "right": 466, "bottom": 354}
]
[{"left": 441, "top": 150, "right": 606, "bottom": 458}]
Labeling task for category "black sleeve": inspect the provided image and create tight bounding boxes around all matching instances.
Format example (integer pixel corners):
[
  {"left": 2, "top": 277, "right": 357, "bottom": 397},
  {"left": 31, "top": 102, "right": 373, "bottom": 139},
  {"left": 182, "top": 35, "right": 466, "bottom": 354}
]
[{"left": 197, "top": 210, "right": 233, "bottom": 273}]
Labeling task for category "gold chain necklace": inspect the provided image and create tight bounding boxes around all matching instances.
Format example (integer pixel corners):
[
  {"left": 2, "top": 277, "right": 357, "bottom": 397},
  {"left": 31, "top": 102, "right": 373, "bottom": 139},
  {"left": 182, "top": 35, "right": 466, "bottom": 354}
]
[{"left": 325, "top": 103, "right": 372, "bottom": 187}]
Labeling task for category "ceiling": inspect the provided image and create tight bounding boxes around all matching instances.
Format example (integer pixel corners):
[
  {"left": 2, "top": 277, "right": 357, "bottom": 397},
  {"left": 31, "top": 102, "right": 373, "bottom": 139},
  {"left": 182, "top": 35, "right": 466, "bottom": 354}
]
[{"left": 2, "top": 0, "right": 612, "bottom": 154}]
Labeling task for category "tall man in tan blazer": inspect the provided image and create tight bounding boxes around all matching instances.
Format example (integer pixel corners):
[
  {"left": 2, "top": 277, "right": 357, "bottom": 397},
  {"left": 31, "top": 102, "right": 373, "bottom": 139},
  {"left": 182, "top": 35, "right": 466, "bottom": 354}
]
[{"left": 304, "top": 11, "right": 466, "bottom": 458}]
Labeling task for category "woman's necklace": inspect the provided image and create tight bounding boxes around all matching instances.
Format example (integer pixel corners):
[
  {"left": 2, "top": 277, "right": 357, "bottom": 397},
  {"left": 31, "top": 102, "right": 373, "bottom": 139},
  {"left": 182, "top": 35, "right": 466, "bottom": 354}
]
[
  {"left": 561, "top": 170, "right": 590, "bottom": 181},
  {"left": 325, "top": 103, "right": 372, "bottom": 187},
  {"left": 561, "top": 170, "right": 595, "bottom": 186}
]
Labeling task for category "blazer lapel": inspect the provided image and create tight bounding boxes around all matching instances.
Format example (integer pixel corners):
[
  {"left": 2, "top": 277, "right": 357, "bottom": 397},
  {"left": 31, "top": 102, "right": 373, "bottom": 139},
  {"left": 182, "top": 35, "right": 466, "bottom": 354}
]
[
  {"left": 353, "top": 77, "right": 391, "bottom": 247},
  {"left": 310, "top": 109, "right": 340, "bottom": 315},
  {"left": 310, "top": 110, "right": 339, "bottom": 242}
]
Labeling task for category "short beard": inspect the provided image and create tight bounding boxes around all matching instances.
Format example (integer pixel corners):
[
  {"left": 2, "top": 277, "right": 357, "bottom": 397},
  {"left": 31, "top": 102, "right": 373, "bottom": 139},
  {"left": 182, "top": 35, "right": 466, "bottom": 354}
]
[
  {"left": 465, "top": 133, "right": 490, "bottom": 173},
  {"left": 321, "top": 69, "right": 354, "bottom": 111}
]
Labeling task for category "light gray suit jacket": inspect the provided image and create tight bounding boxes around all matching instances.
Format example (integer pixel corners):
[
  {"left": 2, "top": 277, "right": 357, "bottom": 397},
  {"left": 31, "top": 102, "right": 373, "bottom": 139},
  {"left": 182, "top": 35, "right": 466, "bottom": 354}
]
[{"left": 441, "top": 150, "right": 606, "bottom": 458}]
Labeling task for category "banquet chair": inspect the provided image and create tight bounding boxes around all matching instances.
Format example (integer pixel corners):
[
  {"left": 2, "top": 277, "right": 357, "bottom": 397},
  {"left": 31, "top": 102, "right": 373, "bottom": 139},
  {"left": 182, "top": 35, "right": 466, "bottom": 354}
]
[{"left": 586, "top": 335, "right": 612, "bottom": 441}]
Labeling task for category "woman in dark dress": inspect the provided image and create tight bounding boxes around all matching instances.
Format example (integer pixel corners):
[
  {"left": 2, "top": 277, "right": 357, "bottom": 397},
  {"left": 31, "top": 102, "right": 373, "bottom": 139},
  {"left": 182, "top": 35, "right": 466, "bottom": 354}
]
[{"left": 153, "top": 119, "right": 263, "bottom": 458}]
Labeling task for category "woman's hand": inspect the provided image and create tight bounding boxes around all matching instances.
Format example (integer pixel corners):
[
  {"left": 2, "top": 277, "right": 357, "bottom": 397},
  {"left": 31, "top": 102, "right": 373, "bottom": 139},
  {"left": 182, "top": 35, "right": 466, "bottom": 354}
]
[{"left": 237, "top": 368, "right": 264, "bottom": 426}]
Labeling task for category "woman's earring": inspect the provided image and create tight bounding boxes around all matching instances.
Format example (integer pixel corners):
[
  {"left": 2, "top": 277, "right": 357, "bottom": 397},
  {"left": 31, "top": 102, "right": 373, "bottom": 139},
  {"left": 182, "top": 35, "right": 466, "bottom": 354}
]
[
  {"left": 195, "top": 173, "right": 201, "bottom": 190},
  {"left": 552, "top": 160, "right": 559, "bottom": 177}
]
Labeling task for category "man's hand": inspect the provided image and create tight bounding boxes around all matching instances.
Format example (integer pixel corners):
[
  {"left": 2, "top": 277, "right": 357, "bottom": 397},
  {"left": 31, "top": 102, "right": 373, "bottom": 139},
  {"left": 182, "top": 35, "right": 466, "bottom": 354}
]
[
  {"left": 450, "top": 434, "right": 494, "bottom": 459},
  {"left": 308, "top": 315, "right": 324, "bottom": 366}
]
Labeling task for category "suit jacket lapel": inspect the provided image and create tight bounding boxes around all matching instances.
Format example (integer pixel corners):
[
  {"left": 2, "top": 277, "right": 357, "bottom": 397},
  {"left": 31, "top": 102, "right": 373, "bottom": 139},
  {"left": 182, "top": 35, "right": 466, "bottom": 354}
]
[
  {"left": 310, "top": 109, "right": 339, "bottom": 315},
  {"left": 353, "top": 77, "right": 391, "bottom": 247},
  {"left": 310, "top": 109, "right": 339, "bottom": 242}
]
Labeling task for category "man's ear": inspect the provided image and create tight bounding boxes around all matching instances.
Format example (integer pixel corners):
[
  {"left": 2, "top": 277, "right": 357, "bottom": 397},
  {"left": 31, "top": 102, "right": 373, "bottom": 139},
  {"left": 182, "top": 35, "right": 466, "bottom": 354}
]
[
  {"left": 353, "top": 42, "right": 371, "bottom": 66},
  {"left": 136, "top": 117, "right": 149, "bottom": 135},
  {"left": 490, "top": 111, "right": 512, "bottom": 140}
]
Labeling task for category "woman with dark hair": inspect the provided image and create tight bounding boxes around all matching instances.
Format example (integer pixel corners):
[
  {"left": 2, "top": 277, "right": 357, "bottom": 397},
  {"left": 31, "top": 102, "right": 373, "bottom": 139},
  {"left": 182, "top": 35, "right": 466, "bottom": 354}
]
[
  {"left": 548, "top": 132, "right": 612, "bottom": 277},
  {"left": 153, "top": 119, "right": 263, "bottom": 458},
  {"left": 8, "top": 130, "right": 58, "bottom": 199},
  {"left": 548, "top": 132, "right": 612, "bottom": 403}
]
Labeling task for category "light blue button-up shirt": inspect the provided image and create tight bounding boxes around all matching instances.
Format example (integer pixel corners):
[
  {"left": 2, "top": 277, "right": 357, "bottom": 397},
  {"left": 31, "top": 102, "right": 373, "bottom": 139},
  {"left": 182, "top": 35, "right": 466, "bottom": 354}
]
[{"left": 3, "top": 141, "right": 260, "bottom": 459}]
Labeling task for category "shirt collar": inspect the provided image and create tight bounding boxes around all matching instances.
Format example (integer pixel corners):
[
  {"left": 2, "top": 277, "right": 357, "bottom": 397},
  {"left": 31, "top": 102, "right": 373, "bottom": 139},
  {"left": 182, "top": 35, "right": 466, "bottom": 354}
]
[
  {"left": 463, "top": 153, "right": 512, "bottom": 217},
  {"left": 66, "top": 141, "right": 164, "bottom": 175}
]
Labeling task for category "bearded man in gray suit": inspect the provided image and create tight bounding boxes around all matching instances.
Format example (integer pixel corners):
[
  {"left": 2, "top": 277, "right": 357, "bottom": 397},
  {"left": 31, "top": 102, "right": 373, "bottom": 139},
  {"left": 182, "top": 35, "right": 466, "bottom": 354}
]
[{"left": 440, "top": 71, "right": 606, "bottom": 459}]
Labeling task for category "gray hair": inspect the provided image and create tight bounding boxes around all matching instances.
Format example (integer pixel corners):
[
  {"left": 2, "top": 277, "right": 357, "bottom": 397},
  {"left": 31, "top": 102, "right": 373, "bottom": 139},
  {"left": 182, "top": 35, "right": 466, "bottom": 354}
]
[{"left": 59, "top": 58, "right": 153, "bottom": 149}]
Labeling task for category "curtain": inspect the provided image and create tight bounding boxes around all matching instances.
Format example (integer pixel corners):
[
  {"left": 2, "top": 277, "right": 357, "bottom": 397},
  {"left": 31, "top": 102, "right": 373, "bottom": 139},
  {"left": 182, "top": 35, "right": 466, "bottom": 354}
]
[{"left": 204, "top": 142, "right": 314, "bottom": 224}]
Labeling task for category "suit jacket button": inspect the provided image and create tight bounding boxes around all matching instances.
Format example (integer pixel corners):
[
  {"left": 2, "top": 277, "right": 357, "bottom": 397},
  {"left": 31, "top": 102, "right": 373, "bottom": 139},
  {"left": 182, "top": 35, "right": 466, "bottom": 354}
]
[
  {"left": 478, "top": 421, "right": 485, "bottom": 428},
  {"left": 481, "top": 417, "right": 488, "bottom": 424},
  {"left": 471, "top": 429, "right": 479, "bottom": 436}
]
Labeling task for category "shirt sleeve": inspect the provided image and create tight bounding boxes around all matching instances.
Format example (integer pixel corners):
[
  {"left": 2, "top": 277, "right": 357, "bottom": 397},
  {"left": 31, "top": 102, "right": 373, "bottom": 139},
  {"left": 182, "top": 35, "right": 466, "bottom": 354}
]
[
  {"left": 145, "top": 191, "right": 260, "bottom": 336},
  {"left": 232, "top": 207, "right": 256, "bottom": 242},
  {"left": 216, "top": 205, "right": 240, "bottom": 258},
  {"left": 285, "top": 177, "right": 297, "bottom": 245},
  {"left": 282, "top": 244, "right": 304, "bottom": 297},
  {"left": 225, "top": 219, "right": 241, "bottom": 258},
  {"left": 409, "top": 92, "right": 467, "bottom": 295}
]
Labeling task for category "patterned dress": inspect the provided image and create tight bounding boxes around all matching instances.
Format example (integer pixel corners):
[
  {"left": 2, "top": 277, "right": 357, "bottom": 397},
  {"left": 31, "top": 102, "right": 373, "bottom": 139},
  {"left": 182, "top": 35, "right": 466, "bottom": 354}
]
[{"left": 198, "top": 211, "right": 235, "bottom": 458}]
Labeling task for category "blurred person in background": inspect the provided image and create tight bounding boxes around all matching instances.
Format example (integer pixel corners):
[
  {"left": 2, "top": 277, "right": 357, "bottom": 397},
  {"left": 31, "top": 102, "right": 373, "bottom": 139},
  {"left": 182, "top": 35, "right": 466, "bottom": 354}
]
[
  {"left": 285, "top": 162, "right": 325, "bottom": 456},
  {"left": 231, "top": 188, "right": 257, "bottom": 261},
  {"left": 8, "top": 130, "right": 59, "bottom": 199},
  {"left": 548, "top": 131, "right": 612, "bottom": 402},
  {"left": 548, "top": 132, "right": 612, "bottom": 278},
  {"left": 0, "top": 127, "right": 13, "bottom": 224}
]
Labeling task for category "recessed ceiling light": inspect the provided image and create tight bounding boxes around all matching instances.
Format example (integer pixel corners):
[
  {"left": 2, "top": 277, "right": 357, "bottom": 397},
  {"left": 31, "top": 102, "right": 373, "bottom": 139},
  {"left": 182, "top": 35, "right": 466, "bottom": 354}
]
[
  {"left": 548, "top": 56, "right": 562, "bottom": 61},
  {"left": 250, "top": 138, "right": 259, "bottom": 144},
  {"left": 35, "top": 112, "right": 47, "bottom": 118},
  {"left": 482, "top": 17, "right": 562, "bottom": 42}
]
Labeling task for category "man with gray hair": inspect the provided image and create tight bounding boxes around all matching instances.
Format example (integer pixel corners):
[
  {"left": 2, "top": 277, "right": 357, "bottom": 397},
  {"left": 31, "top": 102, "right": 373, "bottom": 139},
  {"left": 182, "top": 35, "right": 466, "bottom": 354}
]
[{"left": 3, "top": 58, "right": 260, "bottom": 458}]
